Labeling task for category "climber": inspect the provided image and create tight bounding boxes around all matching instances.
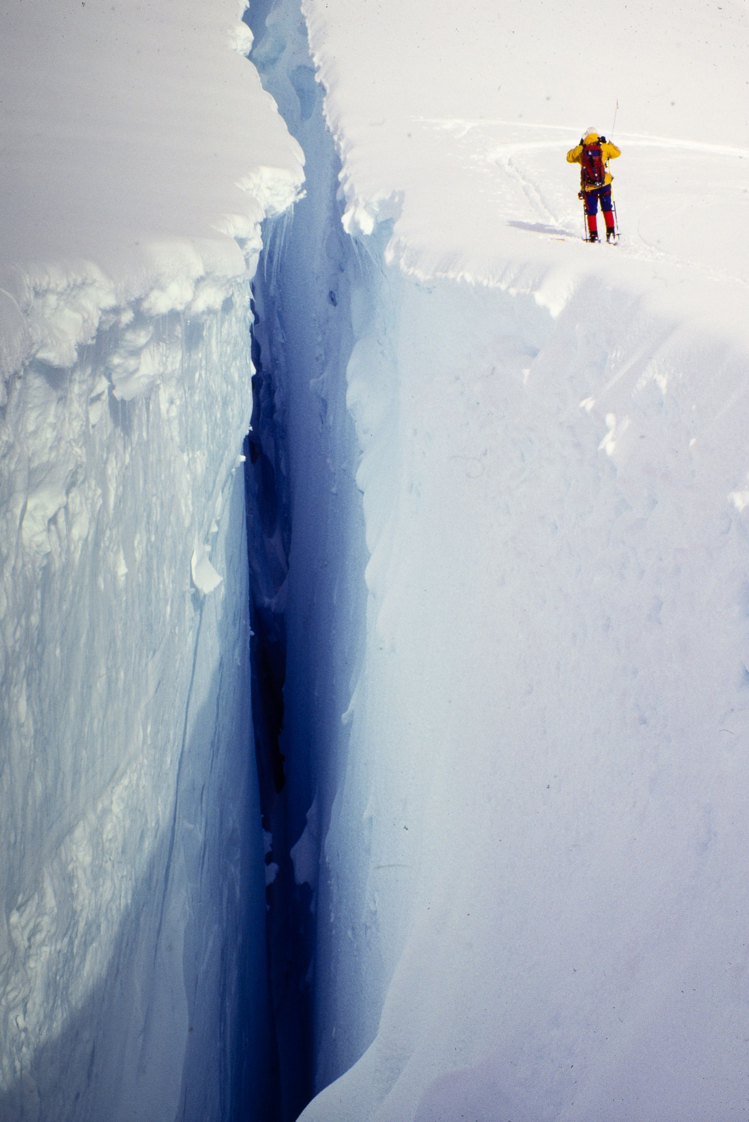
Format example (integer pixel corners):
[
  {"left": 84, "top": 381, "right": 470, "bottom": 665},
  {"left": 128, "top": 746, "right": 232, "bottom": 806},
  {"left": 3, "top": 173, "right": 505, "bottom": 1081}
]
[{"left": 567, "top": 128, "right": 621, "bottom": 242}]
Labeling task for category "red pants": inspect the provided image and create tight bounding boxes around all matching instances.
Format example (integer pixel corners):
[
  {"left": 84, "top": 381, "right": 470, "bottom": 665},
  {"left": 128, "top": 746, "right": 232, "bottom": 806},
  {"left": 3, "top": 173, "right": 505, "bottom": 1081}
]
[{"left": 584, "top": 186, "right": 615, "bottom": 236}]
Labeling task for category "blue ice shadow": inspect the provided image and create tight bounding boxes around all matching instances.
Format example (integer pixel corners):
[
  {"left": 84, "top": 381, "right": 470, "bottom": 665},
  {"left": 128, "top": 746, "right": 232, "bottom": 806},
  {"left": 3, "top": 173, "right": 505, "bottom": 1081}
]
[{"left": 507, "top": 219, "right": 578, "bottom": 238}]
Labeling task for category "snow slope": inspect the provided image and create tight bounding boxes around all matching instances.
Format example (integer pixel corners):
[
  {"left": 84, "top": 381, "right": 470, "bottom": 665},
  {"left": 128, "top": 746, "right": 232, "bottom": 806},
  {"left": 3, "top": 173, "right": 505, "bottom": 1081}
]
[
  {"left": 0, "top": 2, "right": 302, "bottom": 1117},
  {"left": 290, "top": 0, "right": 749, "bottom": 1119}
]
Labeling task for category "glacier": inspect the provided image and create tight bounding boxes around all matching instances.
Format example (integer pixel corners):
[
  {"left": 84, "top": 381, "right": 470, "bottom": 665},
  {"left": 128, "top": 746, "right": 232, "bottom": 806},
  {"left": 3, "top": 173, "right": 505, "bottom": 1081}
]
[{"left": 2, "top": 0, "right": 749, "bottom": 1119}]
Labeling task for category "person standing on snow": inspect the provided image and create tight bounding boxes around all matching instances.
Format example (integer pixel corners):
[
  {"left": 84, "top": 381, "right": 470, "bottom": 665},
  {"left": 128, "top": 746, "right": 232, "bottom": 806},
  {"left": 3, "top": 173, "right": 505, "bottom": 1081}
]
[{"left": 567, "top": 128, "right": 621, "bottom": 242}]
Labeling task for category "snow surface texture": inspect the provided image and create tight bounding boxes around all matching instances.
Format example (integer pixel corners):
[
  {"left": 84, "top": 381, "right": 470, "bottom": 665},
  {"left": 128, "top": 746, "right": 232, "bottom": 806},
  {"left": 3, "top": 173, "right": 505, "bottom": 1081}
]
[
  {"left": 287, "top": 0, "right": 749, "bottom": 1119},
  {"left": 0, "top": 1, "right": 303, "bottom": 1117}
]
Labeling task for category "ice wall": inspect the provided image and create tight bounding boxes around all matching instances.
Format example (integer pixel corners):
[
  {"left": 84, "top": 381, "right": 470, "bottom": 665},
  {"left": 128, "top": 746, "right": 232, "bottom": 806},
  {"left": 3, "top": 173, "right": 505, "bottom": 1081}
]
[
  {"left": 0, "top": 279, "right": 271, "bottom": 1122},
  {"left": 0, "top": 1, "right": 304, "bottom": 1117}
]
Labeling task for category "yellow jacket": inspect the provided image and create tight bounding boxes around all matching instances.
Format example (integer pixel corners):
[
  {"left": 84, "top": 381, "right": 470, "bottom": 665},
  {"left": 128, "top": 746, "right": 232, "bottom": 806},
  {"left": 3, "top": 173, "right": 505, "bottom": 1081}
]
[{"left": 567, "top": 132, "right": 621, "bottom": 190}]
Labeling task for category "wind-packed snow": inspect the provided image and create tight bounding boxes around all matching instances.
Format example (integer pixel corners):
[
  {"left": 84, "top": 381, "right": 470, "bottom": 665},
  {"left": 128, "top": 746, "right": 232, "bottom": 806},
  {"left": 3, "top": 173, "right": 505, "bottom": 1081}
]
[
  {"left": 0, "top": 1, "right": 303, "bottom": 1116},
  {"left": 286, "top": 0, "right": 749, "bottom": 1119}
]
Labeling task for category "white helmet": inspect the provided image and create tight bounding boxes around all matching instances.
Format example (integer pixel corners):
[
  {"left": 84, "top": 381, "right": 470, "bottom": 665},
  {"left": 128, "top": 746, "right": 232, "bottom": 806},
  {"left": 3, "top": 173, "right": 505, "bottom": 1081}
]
[{"left": 584, "top": 126, "right": 599, "bottom": 138}]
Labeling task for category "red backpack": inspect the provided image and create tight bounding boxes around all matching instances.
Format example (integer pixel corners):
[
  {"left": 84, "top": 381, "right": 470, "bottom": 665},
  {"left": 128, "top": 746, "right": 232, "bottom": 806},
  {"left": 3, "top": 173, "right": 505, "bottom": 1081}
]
[{"left": 581, "top": 141, "right": 606, "bottom": 187}]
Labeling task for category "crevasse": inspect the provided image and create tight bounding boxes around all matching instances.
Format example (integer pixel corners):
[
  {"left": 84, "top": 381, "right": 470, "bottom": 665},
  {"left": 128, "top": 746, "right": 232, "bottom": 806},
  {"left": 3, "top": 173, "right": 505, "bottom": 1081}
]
[{"left": 242, "top": 0, "right": 369, "bottom": 1115}]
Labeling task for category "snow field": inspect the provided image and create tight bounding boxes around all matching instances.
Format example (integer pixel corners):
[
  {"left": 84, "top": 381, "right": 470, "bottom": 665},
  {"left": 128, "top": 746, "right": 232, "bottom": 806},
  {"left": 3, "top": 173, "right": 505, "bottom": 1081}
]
[
  {"left": 301, "top": 0, "right": 749, "bottom": 199},
  {"left": 303, "top": 0, "right": 748, "bottom": 155},
  {"left": 301, "top": 0, "right": 749, "bottom": 347}
]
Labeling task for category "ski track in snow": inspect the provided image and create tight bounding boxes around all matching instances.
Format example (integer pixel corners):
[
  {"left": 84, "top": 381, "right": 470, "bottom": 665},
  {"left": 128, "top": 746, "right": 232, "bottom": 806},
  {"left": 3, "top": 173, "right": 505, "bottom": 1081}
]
[{"left": 418, "top": 118, "right": 749, "bottom": 293}]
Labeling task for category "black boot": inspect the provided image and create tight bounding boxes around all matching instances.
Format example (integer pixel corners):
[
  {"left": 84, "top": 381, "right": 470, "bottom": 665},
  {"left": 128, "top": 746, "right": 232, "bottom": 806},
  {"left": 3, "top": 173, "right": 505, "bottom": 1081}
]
[{"left": 606, "top": 227, "right": 617, "bottom": 242}]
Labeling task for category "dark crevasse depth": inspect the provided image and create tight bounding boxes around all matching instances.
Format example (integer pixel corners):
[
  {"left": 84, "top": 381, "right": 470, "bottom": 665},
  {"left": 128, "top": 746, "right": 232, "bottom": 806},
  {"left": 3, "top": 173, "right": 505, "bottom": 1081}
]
[{"left": 242, "top": 0, "right": 369, "bottom": 1117}]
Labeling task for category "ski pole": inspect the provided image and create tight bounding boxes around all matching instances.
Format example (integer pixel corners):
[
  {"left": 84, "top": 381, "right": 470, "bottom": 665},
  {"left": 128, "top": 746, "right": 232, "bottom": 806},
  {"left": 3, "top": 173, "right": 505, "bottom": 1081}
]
[{"left": 611, "top": 98, "right": 619, "bottom": 140}]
